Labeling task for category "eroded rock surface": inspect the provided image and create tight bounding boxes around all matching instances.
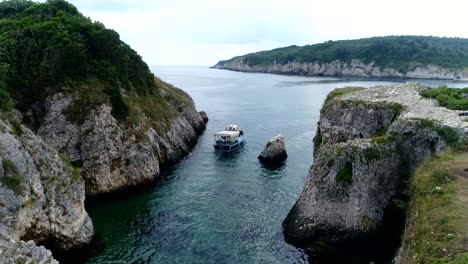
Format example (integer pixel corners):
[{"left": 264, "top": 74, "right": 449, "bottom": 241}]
[
  {"left": 258, "top": 134, "right": 287, "bottom": 166},
  {"left": 38, "top": 91, "right": 207, "bottom": 195},
  {"left": 0, "top": 118, "right": 93, "bottom": 252},
  {"left": 283, "top": 83, "right": 468, "bottom": 249},
  {"left": 0, "top": 236, "right": 58, "bottom": 264},
  {"left": 0, "top": 85, "right": 206, "bottom": 260}
]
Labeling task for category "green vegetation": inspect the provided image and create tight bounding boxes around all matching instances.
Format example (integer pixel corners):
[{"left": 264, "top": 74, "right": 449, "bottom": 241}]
[
  {"left": 371, "top": 135, "right": 394, "bottom": 145},
  {"left": 398, "top": 149, "right": 468, "bottom": 263},
  {"left": 421, "top": 85, "right": 468, "bottom": 110},
  {"left": 434, "top": 127, "right": 460, "bottom": 147},
  {"left": 0, "top": 0, "right": 191, "bottom": 134},
  {"left": 336, "top": 161, "right": 353, "bottom": 185},
  {"left": 59, "top": 152, "right": 81, "bottom": 181},
  {"left": 411, "top": 118, "right": 460, "bottom": 147},
  {"left": 321, "top": 87, "right": 365, "bottom": 113},
  {"left": 313, "top": 127, "right": 322, "bottom": 156},
  {"left": 218, "top": 36, "right": 468, "bottom": 73},
  {"left": 372, "top": 125, "right": 390, "bottom": 138},
  {"left": 323, "top": 87, "right": 364, "bottom": 105},
  {"left": 0, "top": 158, "right": 24, "bottom": 194},
  {"left": 361, "top": 142, "right": 393, "bottom": 162},
  {"left": 22, "top": 197, "right": 34, "bottom": 208}
]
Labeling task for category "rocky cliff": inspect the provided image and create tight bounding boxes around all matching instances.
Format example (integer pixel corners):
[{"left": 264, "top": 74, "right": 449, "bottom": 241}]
[
  {"left": 213, "top": 59, "right": 467, "bottom": 80},
  {"left": 0, "top": 115, "right": 93, "bottom": 258},
  {"left": 283, "top": 83, "right": 468, "bottom": 255},
  {"left": 37, "top": 84, "right": 207, "bottom": 195},
  {"left": 0, "top": 80, "right": 207, "bottom": 262},
  {"left": 0, "top": 1, "right": 208, "bottom": 261}
]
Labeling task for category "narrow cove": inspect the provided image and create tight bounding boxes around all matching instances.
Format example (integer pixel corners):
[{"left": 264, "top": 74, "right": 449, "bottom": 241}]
[{"left": 82, "top": 66, "right": 468, "bottom": 263}]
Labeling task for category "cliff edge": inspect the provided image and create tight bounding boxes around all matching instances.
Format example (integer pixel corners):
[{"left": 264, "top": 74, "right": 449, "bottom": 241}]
[{"left": 283, "top": 83, "right": 468, "bottom": 256}]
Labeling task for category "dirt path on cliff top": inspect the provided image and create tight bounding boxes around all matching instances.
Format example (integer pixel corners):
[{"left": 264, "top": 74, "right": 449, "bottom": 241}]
[{"left": 448, "top": 152, "right": 468, "bottom": 252}]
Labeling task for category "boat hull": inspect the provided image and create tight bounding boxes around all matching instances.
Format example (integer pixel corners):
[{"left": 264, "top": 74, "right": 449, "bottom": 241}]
[{"left": 214, "top": 135, "right": 246, "bottom": 153}]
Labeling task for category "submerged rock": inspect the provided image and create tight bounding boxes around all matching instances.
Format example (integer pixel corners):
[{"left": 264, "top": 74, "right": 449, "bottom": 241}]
[
  {"left": 283, "top": 83, "right": 468, "bottom": 252},
  {"left": 258, "top": 135, "right": 288, "bottom": 165}
]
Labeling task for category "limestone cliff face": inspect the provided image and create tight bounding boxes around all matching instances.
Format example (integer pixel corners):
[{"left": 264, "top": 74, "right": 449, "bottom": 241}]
[
  {"left": 0, "top": 237, "right": 58, "bottom": 264},
  {"left": 283, "top": 84, "right": 468, "bottom": 248},
  {"left": 37, "top": 89, "right": 207, "bottom": 195},
  {"left": 1, "top": 79, "right": 206, "bottom": 261},
  {"left": 0, "top": 116, "right": 93, "bottom": 259},
  {"left": 213, "top": 59, "right": 467, "bottom": 80}
]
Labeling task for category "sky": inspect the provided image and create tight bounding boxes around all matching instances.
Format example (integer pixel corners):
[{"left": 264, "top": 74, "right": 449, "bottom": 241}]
[{"left": 66, "top": 0, "right": 468, "bottom": 66}]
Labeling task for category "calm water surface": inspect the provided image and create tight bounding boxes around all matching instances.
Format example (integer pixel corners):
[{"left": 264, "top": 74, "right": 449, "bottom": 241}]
[{"left": 84, "top": 67, "right": 468, "bottom": 264}]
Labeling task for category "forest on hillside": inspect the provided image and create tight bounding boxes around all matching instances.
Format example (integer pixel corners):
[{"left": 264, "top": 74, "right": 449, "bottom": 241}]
[{"left": 217, "top": 36, "right": 468, "bottom": 73}]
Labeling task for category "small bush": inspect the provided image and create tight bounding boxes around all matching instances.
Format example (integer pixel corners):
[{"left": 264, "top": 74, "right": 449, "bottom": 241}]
[
  {"left": 431, "top": 168, "right": 455, "bottom": 185},
  {"left": 434, "top": 127, "right": 459, "bottom": 147},
  {"left": 72, "top": 167, "right": 81, "bottom": 181},
  {"left": 336, "top": 162, "right": 353, "bottom": 185},
  {"left": 412, "top": 118, "right": 459, "bottom": 146},
  {"left": 313, "top": 127, "right": 322, "bottom": 154},
  {"left": 104, "top": 87, "right": 130, "bottom": 121},
  {"left": 1, "top": 159, "right": 24, "bottom": 194}
]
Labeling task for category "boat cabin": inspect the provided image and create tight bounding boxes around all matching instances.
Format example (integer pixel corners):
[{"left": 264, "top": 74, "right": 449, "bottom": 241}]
[
  {"left": 213, "top": 125, "right": 245, "bottom": 152},
  {"left": 214, "top": 131, "right": 240, "bottom": 143}
]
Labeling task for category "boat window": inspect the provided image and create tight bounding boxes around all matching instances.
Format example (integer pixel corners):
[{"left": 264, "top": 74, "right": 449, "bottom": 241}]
[{"left": 223, "top": 146, "right": 230, "bottom": 151}]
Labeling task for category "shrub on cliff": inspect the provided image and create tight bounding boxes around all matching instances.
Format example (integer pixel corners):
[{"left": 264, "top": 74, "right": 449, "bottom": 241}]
[{"left": 421, "top": 85, "right": 468, "bottom": 110}]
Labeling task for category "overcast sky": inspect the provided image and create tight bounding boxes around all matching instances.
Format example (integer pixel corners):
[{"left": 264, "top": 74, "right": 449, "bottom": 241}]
[{"left": 69, "top": 0, "right": 468, "bottom": 66}]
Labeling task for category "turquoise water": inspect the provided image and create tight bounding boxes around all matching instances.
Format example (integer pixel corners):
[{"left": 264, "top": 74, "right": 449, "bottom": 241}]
[{"left": 83, "top": 67, "right": 468, "bottom": 264}]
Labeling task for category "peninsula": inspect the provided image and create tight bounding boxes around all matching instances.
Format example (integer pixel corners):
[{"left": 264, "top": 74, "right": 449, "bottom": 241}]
[{"left": 213, "top": 36, "right": 468, "bottom": 80}]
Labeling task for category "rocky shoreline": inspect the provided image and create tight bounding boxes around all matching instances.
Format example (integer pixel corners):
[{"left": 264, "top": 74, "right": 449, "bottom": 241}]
[
  {"left": 282, "top": 83, "right": 468, "bottom": 260},
  {"left": 0, "top": 86, "right": 207, "bottom": 262},
  {"left": 213, "top": 59, "right": 468, "bottom": 80}
]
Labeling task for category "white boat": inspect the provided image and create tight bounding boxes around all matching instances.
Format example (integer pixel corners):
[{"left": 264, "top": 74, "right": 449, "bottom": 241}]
[{"left": 213, "top": 125, "right": 245, "bottom": 152}]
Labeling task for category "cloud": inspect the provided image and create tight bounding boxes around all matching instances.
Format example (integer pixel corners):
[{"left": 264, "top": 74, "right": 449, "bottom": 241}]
[{"left": 69, "top": 0, "right": 468, "bottom": 66}]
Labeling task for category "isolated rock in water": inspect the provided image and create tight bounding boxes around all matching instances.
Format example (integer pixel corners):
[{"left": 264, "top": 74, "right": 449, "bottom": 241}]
[
  {"left": 199, "top": 111, "right": 209, "bottom": 123},
  {"left": 258, "top": 135, "right": 288, "bottom": 165}
]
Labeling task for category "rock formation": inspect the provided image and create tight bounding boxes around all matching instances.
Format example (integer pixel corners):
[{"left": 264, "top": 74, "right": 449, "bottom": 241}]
[
  {"left": 0, "top": 1, "right": 208, "bottom": 260},
  {"left": 258, "top": 134, "right": 288, "bottom": 166},
  {"left": 199, "top": 111, "right": 209, "bottom": 123},
  {"left": 0, "top": 83, "right": 207, "bottom": 260},
  {"left": 213, "top": 59, "right": 468, "bottom": 80},
  {"left": 0, "top": 237, "right": 58, "bottom": 264},
  {"left": 0, "top": 116, "right": 93, "bottom": 259},
  {"left": 283, "top": 83, "right": 468, "bottom": 251},
  {"left": 37, "top": 87, "right": 207, "bottom": 196}
]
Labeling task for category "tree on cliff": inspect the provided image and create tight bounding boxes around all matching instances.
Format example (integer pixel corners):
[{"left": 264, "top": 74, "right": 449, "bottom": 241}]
[{"left": 0, "top": 0, "right": 162, "bottom": 123}]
